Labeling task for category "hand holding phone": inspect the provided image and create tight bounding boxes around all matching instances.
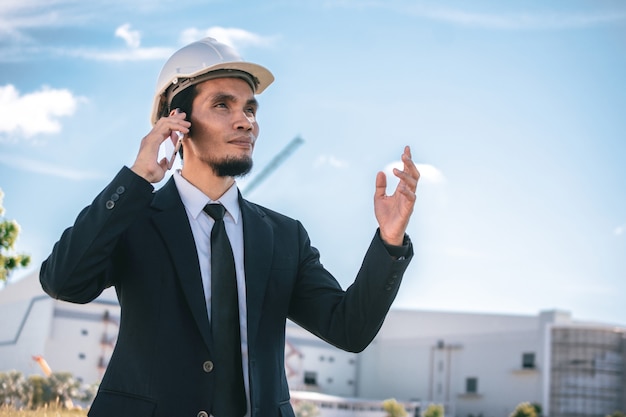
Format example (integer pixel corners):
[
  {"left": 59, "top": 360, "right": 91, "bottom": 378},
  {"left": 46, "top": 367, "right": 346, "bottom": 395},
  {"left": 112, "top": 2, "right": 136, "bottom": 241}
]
[
  {"left": 163, "top": 130, "right": 183, "bottom": 168},
  {"left": 159, "top": 109, "right": 184, "bottom": 170}
]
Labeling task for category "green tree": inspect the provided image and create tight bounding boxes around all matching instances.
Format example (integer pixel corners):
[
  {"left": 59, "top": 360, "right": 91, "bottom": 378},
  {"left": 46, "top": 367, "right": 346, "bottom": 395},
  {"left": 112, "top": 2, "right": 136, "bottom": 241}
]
[
  {"left": 47, "top": 372, "right": 81, "bottom": 408},
  {"left": 0, "top": 189, "right": 31, "bottom": 283},
  {"left": 24, "top": 375, "right": 54, "bottom": 409},
  {"left": 606, "top": 411, "right": 626, "bottom": 417},
  {"left": 0, "top": 370, "right": 26, "bottom": 408},
  {"left": 510, "top": 402, "right": 537, "bottom": 417},
  {"left": 423, "top": 403, "right": 444, "bottom": 417},
  {"left": 293, "top": 400, "right": 319, "bottom": 417},
  {"left": 383, "top": 398, "right": 408, "bottom": 417},
  {"left": 0, "top": 370, "right": 96, "bottom": 410}
]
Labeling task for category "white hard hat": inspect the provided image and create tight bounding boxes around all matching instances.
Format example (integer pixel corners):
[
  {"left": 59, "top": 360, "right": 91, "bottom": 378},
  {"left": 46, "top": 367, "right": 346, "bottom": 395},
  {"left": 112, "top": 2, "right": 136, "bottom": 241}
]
[{"left": 150, "top": 37, "right": 274, "bottom": 125}]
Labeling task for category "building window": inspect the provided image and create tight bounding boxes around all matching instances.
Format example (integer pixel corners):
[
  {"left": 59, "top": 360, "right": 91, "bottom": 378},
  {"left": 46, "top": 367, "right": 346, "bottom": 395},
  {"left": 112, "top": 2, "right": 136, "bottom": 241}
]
[
  {"left": 466, "top": 377, "right": 478, "bottom": 394},
  {"left": 78, "top": 353, "right": 86, "bottom": 360},
  {"left": 304, "top": 371, "right": 317, "bottom": 386},
  {"left": 522, "top": 352, "right": 536, "bottom": 369},
  {"left": 81, "top": 329, "right": 88, "bottom": 336}
]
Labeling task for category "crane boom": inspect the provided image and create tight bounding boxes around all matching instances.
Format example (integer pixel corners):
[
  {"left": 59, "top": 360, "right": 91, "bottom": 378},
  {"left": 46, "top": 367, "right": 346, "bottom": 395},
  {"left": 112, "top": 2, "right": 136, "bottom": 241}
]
[{"left": 241, "top": 136, "right": 304, "bottom": 196}]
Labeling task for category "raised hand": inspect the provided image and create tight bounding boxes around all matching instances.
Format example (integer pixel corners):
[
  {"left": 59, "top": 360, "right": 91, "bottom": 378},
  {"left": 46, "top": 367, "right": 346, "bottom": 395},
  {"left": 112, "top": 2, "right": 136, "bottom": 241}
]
[
  {"left": 374, "top": 146, "right": 420, "bottom": 246},
  {"left": 130, "top": 110, "right": 190, "bottom": 183}
]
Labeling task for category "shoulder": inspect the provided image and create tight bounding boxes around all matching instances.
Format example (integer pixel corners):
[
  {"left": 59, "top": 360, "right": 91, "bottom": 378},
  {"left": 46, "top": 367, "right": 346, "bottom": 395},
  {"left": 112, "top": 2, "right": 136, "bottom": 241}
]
[
  {"left": 239, "top": 198, "right": 309, "bottom": 238},
  {"left": 241, "top": 198, "right": 297, "bottom": 223}
]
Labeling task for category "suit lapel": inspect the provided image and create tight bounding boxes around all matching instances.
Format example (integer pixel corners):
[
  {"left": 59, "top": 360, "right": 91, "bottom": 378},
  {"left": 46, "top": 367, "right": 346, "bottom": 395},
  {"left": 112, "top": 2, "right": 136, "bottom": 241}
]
[
  {"left": 151, "top": 177, "right": 213, "bottom": 352},
  {"left": 240, "top": 196, "right": 273, "bottom": 345},
  {"left": 148, "top": 183, "right": 273, "bottom": 354}
]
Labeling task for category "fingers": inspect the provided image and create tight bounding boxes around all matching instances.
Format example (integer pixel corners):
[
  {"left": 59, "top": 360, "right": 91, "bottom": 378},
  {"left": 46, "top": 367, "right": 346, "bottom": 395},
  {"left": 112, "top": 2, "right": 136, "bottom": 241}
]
[
  {"left": 143, "top": 111, "right": 190, "bottom": 156},
  {"left": 393, "top": 146, "right": 420, "bottom": 194},
  {"left": 158, "top": 110, "right": 191, "bottom": 140},
  {"left": 375, "top": 171, "right": 387, "bottom": 198},
  {"left": 375, "top": 146, "right": 420, "bottom": 200},
  {"left": 374, "top": 146, "right": 420, "bottom": 245},
  {"left": 130, "top": 110, "right": 190, "bottom": 183}
]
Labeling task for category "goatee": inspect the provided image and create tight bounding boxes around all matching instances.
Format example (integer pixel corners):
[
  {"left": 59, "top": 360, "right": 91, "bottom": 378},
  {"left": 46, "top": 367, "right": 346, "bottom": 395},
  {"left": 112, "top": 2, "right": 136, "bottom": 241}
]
[{"left": 212, "top": 156, "right": 253, "bottom": 178}]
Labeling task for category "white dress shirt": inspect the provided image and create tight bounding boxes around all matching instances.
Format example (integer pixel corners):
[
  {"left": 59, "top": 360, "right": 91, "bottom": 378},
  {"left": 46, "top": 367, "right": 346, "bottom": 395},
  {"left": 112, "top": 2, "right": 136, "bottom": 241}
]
[{"left": 173, "top": 171, "right": 250, "bottom": 417}]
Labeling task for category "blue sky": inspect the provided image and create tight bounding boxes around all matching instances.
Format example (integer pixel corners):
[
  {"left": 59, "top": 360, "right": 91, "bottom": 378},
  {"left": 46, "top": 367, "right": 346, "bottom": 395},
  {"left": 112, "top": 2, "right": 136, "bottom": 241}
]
[{"left": 1, "top": 0, "right": 625, "bottom": 325}]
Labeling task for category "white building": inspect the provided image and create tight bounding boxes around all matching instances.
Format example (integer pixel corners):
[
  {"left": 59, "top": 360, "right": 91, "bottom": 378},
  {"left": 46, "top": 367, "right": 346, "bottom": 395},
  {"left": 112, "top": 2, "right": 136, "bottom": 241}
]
[
  {"left": 356, "top": 309, "right": 625, "bottom": 416},
  {"left": 1, "top": 269, "right": 624, "bottom": 416},
  {"left": 0, "top": 268, "right": 119, "bottom": 384}
]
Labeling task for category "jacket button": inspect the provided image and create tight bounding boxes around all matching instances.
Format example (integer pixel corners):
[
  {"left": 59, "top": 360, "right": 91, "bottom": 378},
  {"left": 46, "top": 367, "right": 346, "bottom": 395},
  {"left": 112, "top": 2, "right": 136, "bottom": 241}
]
[
  {"left": 110, "top": 193, "right": 119, "bottom": 202},
  {"left": 116, "top": 186, "right": 126, "bottom": 194},
  {"left": 197, "top": 411, "right": 208, "bottom": 417},
  {"left": 202, "top": 360, "right": 214, "bottom": 373},
  {"left": 105, "top": 200, "right": 115, "bottom": 209}
]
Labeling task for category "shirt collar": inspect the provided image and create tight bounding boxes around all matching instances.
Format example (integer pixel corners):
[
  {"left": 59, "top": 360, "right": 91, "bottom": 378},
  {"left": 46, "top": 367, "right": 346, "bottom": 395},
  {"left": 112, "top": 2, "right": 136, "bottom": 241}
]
[{"left": 173, "top": 170, "right": 241, "bottom": 224}]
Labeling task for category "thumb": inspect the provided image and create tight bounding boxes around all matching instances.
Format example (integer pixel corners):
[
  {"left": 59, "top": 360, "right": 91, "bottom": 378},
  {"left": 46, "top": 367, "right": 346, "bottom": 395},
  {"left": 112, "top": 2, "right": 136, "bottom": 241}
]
[{"left": 375, "top": 171, "right": 387, "bottom": 198}]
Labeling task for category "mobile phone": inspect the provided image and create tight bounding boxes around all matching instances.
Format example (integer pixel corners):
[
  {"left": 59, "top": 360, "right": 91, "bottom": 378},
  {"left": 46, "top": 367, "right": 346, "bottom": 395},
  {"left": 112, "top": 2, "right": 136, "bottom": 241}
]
[
  {"left": 158, "top": 109, "right": 184, "bottom": 169},
  {"left": 163, "top": 131, "right": 183, "bottom": 169}
]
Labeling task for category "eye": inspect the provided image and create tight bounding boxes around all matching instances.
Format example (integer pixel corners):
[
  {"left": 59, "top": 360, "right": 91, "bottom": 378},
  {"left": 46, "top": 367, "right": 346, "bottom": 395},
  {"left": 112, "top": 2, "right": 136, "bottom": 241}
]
[
  {"left": 215, "top": 102, "right": 227, "bottom": 109},
  {"left": 245, "top": 106, "right": 256, "bottom": 116}
]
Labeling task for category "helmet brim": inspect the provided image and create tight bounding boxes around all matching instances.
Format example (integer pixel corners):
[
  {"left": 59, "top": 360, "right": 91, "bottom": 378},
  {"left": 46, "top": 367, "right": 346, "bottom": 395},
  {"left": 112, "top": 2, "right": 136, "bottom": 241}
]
[{"left": 150, "top": 61, "right": 274, "bottom": 126}]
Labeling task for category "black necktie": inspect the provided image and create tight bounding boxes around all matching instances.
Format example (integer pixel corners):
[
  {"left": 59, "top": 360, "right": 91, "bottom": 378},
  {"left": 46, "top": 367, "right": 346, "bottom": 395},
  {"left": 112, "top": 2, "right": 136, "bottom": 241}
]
[{"left": 203, "top": 204, "right": 246, "bottom": 417}]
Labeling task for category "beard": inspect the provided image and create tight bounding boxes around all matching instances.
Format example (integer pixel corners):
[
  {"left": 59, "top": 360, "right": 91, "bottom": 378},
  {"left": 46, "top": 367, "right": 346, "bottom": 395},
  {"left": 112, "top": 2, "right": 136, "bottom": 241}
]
[{"left": 210, "top": 155, "right": 253, "bottom": 178}]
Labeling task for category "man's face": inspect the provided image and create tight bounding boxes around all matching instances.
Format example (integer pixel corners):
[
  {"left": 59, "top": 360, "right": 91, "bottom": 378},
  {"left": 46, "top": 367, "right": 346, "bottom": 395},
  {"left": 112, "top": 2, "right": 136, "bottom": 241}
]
[{"left": 184, "top": 77, "right": 259, "bottom": 177}]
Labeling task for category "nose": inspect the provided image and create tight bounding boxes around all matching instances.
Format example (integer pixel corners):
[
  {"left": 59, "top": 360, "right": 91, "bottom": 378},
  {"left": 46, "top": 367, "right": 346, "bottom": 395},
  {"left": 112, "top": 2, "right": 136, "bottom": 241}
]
[{"left": 235, "top": 112, "right": 255, "bottom": 131}]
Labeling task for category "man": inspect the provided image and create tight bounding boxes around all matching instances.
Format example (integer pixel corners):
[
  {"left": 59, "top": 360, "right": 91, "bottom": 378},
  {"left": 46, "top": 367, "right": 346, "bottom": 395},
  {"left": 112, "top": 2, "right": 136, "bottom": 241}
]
[{"left": 40, "top": 37, "right": 420, "bottom": 417}]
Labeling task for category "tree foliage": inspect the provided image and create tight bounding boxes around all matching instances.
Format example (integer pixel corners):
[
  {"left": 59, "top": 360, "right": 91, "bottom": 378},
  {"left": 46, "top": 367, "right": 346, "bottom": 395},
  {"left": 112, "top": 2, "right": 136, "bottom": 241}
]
[
  {"left": 423, "top": 403, "right": 445, "bottom": 417},
  {"left": 0, "top": 371, "right": 26, "bottom": 408},
  {"left": 383, "top": 398, "right": 408, "bottom": 417},
  {"left": 0, "top": 371, "right": 94, "bottom": 410},
  {"left": 510, "top": 402, "right": 537, "bottom": 417},
  {"left": 0, "top": 189, "right": 31, "bottom": 283},
  {"left": 293, "top": 400, "right": 319, "bottom": 417}
]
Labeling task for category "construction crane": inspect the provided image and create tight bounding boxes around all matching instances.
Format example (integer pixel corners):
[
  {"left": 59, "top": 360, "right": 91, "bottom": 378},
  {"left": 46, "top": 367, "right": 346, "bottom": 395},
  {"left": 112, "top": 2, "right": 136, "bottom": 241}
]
[
  {"left": 241, "top": 136, "right": 304, "bottom": 196},
  {"left": 32, "top": 355, "right": 52, "bottom": 376}
]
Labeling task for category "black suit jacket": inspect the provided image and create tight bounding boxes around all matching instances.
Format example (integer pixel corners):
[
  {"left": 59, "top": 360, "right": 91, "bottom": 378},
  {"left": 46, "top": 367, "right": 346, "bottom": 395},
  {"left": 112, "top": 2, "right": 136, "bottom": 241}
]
[{"left": 40, "top": 167, "right": 413, "bottom": 417}]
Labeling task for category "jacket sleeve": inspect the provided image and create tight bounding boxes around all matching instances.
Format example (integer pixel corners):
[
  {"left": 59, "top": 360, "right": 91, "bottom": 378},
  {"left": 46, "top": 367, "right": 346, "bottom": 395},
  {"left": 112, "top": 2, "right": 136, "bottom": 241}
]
[
  {"left": 40, "top": 167, "right": 154, "bottom": 304},
  {"left": 288, "top": 226, "right": 413, "bottom": 353}
]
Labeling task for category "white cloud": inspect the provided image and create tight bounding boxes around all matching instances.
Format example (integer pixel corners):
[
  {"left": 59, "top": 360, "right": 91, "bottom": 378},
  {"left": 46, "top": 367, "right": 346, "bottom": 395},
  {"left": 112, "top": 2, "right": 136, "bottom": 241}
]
[
  {"left": 383, "top": 161, "right": 446, "bottom": 185},
  {"left": 46, "top": 25, "right": 274, "bottom": 63},
  {"left": 412, "top": 6, "right": 626, "bottom": 30},
  {"left": 0, "top": 0, "right": 95, "bottom": 44},
  {"left": 325, "top": 1, "right": 626, "bottom": 30},
  {"left": 415, "top": 163, "right": 446, "bottom": 183},
  {"left": 0, "top": 153, "right": 107, "bottom": 180},
  {"left": 115, "top": 23, "right": 141, "bottom": 48},
  {"left": 314, "top": 154, "right": 348, "bottom": 169},
  {"left": 0, "top": 84, "right": 83, "bottom": 138},
  {"left": 61, "top": 24, "right": 173, "bottom": 61},
  {"left": 180, "top": 27, "right": 276, "bottom": 50},
  {"left": 62, "top": 46, "right": 174, "bottom": 61}
]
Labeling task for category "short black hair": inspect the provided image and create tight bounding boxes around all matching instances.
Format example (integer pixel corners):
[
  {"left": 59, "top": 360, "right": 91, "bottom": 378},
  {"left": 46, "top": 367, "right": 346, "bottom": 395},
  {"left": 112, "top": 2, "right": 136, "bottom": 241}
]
[
  {"left": 167, "top": 85, "right": 197, "bottom": 124},
  {"left": 165, "top": 85, "right": 197, "bottom": 159}
]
